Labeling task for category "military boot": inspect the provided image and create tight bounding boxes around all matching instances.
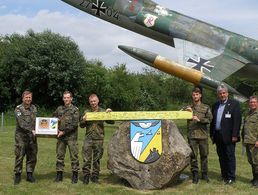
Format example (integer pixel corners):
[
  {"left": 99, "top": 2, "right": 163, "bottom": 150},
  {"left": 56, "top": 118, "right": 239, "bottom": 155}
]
[
  {"left": 250, "top": 171, "right": 255, "bottom": 184},
  {"left": 14, "top": 173, "right": 21, "bottom": 185},
  {"left": 55, "top": 171, "right": 63, "bottom": 182},
  {"left": 192, "top": 171, "right": 199, "bottom": 184},
  {"left": 83, "top": 175, "right": 89, "bottom": 185},
  {"left": 91, "top": 176, "right": 100, "bottom": 184},
  {"left": 252, "top": 174, "right": 258, "bottom": 188},
  {"left": 201, "top": 172, "right": 210, "bottom": 182},
  {"left": 71, "top": 171, "right": 78, "bottom": 184},
  {"left": 26, "top": 172, "right": 35, "bottom": 183}
]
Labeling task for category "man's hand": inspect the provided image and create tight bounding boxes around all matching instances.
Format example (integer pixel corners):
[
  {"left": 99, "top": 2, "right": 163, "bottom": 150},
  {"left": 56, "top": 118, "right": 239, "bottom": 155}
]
[
  {"left": 82, "top": 114, "right": 87, "bottom": 121},
  {"left": 106, "top": 108, "right": 112, "bottom": 112},
  {"left": 192, "top": 115, "right": 200, "bottom": 122},
  {"left": 232, "top": 136, "right": 238, "bottom": 143},
  {"left": 186, "top": 106, "right": 192, "bottom": 112},
  {"left": 57, "top": 130, "right": 65, "bottom": 138},
  {"left": 32, "top": 130, "right": 36, "bottom": 137},
  {"left": 255, "top": 141, "right": 258, "bottom": 148}
]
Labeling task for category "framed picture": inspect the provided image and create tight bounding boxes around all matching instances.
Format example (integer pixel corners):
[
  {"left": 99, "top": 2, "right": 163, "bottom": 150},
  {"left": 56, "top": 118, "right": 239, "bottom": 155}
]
[{"left": 35, "top": 117, "right": 58, "bottom": 136}]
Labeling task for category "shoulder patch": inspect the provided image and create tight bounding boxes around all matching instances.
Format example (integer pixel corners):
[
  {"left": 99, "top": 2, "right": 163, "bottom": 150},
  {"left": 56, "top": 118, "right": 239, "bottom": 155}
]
[
  {"left": 16, "top": 110, "right": 22, "bottom": 117},
  {"left": 15, "top": 104, "right": 23, "bottom": 117},
  {"left": 16, "top": 104, "right": 22, "bottom": 109}
]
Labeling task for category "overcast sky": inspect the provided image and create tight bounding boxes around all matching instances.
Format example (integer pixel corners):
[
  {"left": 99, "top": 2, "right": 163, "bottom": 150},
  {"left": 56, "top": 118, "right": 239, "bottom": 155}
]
[{"left": 1, "top": 0, "right": 258, "bottom": 72}]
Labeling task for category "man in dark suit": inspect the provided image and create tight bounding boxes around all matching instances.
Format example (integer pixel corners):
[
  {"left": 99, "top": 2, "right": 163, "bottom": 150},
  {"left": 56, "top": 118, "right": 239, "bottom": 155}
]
[{"left": 210, "top": 84, "right": 241, "bottom": 184}]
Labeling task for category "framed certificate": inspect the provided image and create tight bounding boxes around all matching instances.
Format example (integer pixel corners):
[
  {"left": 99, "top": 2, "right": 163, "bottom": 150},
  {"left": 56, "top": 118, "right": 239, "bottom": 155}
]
[{"left": 35, "top": 117, "right": 58, "bottom": 136}]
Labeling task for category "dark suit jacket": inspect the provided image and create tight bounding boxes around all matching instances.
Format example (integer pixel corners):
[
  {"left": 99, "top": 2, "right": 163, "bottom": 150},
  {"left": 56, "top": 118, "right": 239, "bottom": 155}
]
[{"left": 210, "top": 99, "right": 242, "bottom": 144}]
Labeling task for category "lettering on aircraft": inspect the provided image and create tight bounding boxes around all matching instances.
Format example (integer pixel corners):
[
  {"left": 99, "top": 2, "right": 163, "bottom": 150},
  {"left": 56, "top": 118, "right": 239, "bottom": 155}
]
[
  {"left": 144, "top": 14, "right": 158, "bottom": 27},
  {"left": 79, "top": 0, "right": 119, "bottom": 20},
  {"left": 187, "top": 57, "right": 214, "bottom": 73}
]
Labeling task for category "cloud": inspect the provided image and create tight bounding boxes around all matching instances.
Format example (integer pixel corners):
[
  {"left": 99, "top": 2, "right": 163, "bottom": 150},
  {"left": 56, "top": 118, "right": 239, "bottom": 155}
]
[
  {"left": 0, "top": 5, "right": 7, "bottom": 10},
  {"left": 0, "top": 9, "right": 174, "bottom": 72}
]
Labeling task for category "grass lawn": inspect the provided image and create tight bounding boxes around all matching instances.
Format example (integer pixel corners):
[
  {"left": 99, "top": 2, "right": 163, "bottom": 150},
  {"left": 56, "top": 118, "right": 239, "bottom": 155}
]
[{"left": 0, "top": 121, "right": 256, "bottom": 195}]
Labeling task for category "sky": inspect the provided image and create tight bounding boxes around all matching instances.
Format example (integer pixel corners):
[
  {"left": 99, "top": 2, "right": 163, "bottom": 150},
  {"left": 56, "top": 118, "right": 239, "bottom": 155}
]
[{"left": 1, "top": 0, "right": 258, "bottom": 72}]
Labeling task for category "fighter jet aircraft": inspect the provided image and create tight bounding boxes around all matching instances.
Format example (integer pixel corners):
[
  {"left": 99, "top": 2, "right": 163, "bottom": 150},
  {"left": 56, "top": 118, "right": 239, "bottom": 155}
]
[{"left": 61, "top": 0, "right": 258, "bottom": 101}]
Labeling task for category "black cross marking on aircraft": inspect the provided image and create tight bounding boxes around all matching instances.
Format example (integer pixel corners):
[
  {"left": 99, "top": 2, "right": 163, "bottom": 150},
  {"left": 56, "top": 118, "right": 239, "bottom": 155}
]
[
  {"left": 187, "top": 57, "right": 214, "bottom": 73},
  {"left": 92, "top": 0, "right": 107, "bottom": 16}
]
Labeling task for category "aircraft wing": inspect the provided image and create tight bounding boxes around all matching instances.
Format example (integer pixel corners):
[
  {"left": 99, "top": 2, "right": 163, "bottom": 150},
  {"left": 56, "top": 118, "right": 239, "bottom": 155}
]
[{"left": 175, "top": 39, "right": 250, "bottom": 81}]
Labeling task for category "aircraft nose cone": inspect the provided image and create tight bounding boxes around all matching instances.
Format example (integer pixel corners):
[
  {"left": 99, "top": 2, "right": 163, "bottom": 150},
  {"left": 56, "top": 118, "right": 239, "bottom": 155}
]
[{"left": 118, "top": 45, "right": 135, "bottom": 55}]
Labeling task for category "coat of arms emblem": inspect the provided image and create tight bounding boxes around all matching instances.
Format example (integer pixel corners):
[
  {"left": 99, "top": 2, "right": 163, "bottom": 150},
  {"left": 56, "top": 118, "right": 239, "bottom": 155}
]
[{"left": 130, "top": 120, "right": 162, "bottom": 163}]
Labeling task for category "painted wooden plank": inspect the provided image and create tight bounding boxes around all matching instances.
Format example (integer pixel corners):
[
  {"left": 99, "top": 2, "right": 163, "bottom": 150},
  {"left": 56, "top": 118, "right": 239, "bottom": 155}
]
[{"left": 85, "top": 111, "right": 192, "bottom": 121}]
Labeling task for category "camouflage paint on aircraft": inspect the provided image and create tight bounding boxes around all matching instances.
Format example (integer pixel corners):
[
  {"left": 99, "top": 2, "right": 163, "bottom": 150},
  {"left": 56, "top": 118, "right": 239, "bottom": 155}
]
[
  {"left": 62, "top": 0, "right": 258, "bottom": 100},
  {"left": 130, "top": 120, "right": 162, "bottom": 163}
]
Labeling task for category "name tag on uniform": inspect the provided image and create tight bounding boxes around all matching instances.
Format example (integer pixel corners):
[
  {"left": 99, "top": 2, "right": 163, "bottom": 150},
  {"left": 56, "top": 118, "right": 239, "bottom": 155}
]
[{"left": 225, "top": 113, "right": 231, "bottom": 118}]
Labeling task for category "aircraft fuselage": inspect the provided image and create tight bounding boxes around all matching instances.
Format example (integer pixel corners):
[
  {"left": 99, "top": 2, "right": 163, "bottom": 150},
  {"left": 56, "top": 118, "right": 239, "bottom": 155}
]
[{"left": 62, "top": 0, "right": 258, "bottom": 79}]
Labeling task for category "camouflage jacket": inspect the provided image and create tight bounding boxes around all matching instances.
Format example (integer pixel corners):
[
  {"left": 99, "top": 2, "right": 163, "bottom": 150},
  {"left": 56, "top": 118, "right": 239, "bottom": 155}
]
[
  {"left": 242, "top": 109, "right": 258, "bottom": 144},
  {"left": 187, "top": 103, "right": 213, "bottom": 139},
  {"left": 15, "top": 103, "right": 37, "bottom": 133},
  {"left": 53, "top": 104, "right": 79, "bottom": 138},
  {"left": 80, "top": 107, "right": 114, "bottom": 140}
]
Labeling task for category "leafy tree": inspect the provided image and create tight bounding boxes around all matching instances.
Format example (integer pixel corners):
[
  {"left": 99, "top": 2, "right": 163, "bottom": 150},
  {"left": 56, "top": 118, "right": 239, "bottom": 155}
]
[
  {"left": 137, "top": 69, "right": 192, "bottom": 110},
  {"left": 162, "top": 76, "right": 192, "bottom": 104},
  {"left": 1, "top": 30, "right": 87, "bottom": 109},
  {"left": 108, "top": 64, "right": 141, "bottom": 111},
  {"left": 82, "top": 60, "right": 111, "bottom": 108},
  {"left": 0, "top": 36, "right": 11, "bottom": 111},
  {"left": 137, "top": 70, "right": 165, "bottom": 110}
]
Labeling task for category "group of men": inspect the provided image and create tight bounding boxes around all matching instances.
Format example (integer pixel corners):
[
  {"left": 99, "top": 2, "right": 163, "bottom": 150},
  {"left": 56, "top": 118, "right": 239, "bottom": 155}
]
[
  {"left": 13, "top": 90, "right": 112, "bottom": 185},
  {"left": 187, "top": 85, "right": 258, "bottom": 187},
  {"left": 13, "top": 85, "right": 258, "bottom": 187}
]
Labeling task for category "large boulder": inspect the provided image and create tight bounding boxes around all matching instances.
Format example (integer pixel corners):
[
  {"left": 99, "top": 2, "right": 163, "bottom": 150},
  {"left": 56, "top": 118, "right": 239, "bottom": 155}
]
[{"left": 107, "top": 120, "right": 191, "bottom": 190}]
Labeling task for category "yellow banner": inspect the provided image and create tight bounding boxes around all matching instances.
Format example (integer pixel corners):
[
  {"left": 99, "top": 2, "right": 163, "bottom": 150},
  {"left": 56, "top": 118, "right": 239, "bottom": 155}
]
[{"left": 85, "top": 111, "right": 192, "bottom": 121}]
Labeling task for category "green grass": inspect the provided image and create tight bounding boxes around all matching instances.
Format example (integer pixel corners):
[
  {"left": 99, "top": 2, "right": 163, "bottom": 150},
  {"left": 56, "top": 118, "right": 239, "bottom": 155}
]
[{"left": 0, "top": 121, "right": 256, "bottom": 195}]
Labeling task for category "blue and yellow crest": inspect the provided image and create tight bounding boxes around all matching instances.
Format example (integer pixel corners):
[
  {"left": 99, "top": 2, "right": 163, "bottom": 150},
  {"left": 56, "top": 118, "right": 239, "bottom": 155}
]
[
  {"left": 50, "top": 118, "right": 58, "bottom": 129},
  {"left": 130, "top": 120, "right": 162, "bottom": 163}
]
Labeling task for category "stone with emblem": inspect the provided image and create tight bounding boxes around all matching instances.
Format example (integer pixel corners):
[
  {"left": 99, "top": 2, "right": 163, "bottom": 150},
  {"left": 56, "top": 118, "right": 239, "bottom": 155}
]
[{"left": 107, "top": 120, "right": 191, "bottom": 190}]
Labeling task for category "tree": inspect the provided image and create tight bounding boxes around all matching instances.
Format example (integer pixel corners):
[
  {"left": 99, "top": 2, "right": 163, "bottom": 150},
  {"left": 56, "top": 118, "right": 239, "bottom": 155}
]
[
  {"left": 82, "top": 60, "right": 111, "bottom": 107},
  {"left": 136, "top": 69, "right": 192, "bottom": 110},
  {"left": 108, "top": 64, "right": 141, "bottom": 111},
  {"left": 0, "top": 30, "right": 87, "bottom": 109},
  {"left": 0, "top": 36, "right": 11, "bottom": 111}
]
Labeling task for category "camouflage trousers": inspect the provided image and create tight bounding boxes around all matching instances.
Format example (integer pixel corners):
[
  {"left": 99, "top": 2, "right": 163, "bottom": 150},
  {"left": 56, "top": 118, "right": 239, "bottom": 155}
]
[
  {"left": 82, "top": 138, "right": 104, "bottom": 178},
  {"left": 14, "top": 132, "right": 38, "bottom": 174},
  {"left": 246, "top": 144, "right": 258, "bottom": 174},
  {"left": 56, "top": 138, "right": 79, "bottom": 172},
  {"left": 188, "top": 138, "right": 209, "bottom": 173}
]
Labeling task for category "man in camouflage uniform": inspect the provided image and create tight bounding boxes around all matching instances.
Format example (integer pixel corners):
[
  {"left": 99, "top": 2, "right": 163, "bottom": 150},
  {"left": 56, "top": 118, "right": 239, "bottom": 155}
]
[
  {"left": 186, "top": 87, "right": 213, "bottom": 184},
  {"left": 53, "top": 91, "right": 80, "bottom": 183},
  {"left": 80, "top": 94, "right": 114, "bottom": 184},
  {"left": 242, "top": 96, "right": 258, "bottom": 187},
  {"left": 14, "top": 90, "right": 37, "bottom": 185}
]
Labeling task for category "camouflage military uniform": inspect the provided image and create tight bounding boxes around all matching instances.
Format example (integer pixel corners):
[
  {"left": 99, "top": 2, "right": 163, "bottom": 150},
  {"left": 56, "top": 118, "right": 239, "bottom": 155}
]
[
  {"left": 242, "top": 109, "right": 258, "bottom": 176},
  {"left": 80, "top": 107, "right": 114, "bottom": 179},
  {"left": 14, "top": 103, "right": 37, "bottom": 174},
  {"left": 53, "top": 104, "right": 80, "bottom": 172},
  {"left": 187, "top": 103, "right": 213, "bottom": 174}
]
